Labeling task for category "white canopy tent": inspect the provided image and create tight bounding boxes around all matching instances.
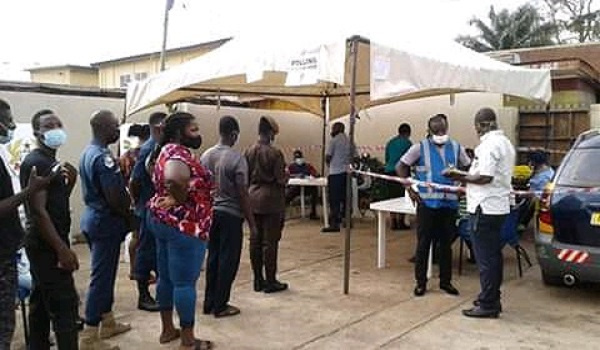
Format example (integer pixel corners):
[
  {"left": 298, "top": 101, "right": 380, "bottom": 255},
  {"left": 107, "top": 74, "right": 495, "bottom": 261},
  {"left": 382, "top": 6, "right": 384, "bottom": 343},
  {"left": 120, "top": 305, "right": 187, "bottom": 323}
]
[{"left": 126, "top": 32, "right": 552, "bottom": 294}]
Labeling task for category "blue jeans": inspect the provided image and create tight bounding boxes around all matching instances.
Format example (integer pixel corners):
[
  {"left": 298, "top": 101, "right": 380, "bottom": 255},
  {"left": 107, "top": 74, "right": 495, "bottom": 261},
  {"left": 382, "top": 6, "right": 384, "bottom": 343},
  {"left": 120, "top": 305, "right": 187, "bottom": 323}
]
[
  {"left": 135, "top": 209, "right": 157, "bottom": 281},
  {"left": 151, "top": 214, "right": 206, "bottom": 328}
]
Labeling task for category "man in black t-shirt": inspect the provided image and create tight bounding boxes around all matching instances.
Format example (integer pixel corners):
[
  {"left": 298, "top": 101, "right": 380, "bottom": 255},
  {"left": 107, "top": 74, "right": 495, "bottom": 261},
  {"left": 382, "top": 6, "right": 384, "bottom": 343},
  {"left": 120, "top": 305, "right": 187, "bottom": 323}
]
[
  {"left": 20, "top": 109, "right": 80, "bottom": 349},
  {"left": 0, "top": 99, "right": 53, "bottom": 349}
]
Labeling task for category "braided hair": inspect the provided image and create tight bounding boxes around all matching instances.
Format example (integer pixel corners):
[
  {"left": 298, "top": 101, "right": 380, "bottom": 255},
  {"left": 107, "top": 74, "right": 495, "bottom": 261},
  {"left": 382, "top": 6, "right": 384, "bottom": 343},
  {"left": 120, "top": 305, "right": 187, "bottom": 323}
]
[{"left": 148, "top": 111, "right": 195, "bottom": 170}]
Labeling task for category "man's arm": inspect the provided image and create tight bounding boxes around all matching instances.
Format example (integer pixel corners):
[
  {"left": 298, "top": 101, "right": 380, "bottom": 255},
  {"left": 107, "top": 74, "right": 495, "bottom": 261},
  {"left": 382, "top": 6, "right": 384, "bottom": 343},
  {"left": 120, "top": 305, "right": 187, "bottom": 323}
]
[
  {"left": 163, "top": 160, "right": 191, "bottom": 205},
  {"left": 96, "top": 158, "right": 132, "bottom": 218},
  {"left": 275, "top": 151, "right": 289, "bottom": 186},
  {"left": 28, "top": 189, "right": 79, "bottom": 271},
  {"left": 396, "top": 144, "right": 421, "bottom": 204},
  {"left": 2, "top": 166, "right": 52, "bottom": 218}
]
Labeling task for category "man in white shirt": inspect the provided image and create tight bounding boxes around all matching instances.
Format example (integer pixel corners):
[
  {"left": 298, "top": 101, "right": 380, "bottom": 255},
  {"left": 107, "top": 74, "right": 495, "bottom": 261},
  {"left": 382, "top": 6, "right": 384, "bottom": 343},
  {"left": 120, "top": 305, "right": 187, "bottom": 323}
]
[{"left": 445, "top": 108, "right": 515, "bottom": 319}]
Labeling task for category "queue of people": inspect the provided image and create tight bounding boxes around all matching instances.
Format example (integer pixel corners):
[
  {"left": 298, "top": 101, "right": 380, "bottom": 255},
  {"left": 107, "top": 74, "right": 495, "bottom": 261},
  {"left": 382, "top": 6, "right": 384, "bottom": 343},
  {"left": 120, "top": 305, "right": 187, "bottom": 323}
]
[{"left": 0, "top": 96, "right": 527, "bottom": 350}]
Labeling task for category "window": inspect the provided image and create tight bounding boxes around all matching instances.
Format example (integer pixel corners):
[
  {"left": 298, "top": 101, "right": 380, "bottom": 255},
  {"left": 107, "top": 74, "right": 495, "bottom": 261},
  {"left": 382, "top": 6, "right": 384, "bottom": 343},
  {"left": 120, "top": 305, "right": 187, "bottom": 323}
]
[
  {"left": 134, "top": 72, "right": 148, "bottom": 81},
  {"left": 557, "top": 149, "right": 600, "bottom": 187},
  {"left": 119, "top": 74, "right": 132, "bottom": 87}
]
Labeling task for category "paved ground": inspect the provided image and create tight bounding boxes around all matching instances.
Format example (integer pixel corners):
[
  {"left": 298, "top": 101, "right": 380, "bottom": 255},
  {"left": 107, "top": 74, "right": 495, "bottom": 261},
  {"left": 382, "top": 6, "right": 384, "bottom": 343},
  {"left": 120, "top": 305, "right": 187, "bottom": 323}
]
[{"left": 12, "top": 216, "right": 600, "bottom": 349}]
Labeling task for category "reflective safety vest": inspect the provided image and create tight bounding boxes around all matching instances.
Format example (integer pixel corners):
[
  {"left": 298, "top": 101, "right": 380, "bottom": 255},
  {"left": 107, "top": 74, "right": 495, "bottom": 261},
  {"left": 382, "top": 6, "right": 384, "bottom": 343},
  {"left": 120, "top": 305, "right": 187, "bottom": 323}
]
[{"left": 415, "top": 139, "right": 460, "bottom": 209}]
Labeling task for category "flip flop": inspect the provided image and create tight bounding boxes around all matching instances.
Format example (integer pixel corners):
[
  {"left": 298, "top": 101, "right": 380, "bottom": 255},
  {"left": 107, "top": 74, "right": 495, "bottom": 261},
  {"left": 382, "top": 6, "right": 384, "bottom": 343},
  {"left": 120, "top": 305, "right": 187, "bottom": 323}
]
[
  {"left": 180, "top": 339, "right": 213, "bottom": 350},
  {"left": 214, "top": 305, "right": 240, "bottom": 318},
  {"left": 159, "top": 329, "right": 181, "bottom": 344}
]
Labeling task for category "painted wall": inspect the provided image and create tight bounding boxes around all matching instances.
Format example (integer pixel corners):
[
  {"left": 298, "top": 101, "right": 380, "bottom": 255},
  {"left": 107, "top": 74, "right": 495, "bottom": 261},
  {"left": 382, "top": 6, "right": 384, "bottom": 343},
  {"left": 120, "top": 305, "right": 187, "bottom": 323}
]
[{"left": 30, "top": 69, "right": 98, "bottom": 87}]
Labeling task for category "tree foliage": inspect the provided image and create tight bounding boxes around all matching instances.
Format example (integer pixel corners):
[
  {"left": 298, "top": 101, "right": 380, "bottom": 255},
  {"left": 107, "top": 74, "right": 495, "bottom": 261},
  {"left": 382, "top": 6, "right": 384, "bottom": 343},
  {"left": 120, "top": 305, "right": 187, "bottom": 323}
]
[
  {"left": 539, "top": 0, "right": 600, "bottom": 43},
  {"left": 457, "top": 4, "right": 557, "bottom": 52}
]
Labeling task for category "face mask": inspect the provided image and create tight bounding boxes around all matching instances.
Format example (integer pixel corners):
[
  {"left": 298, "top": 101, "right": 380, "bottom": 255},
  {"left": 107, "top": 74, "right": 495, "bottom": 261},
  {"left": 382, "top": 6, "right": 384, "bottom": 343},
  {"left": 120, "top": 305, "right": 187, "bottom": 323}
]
[
  {"left": 182, "top": 135, "right": 203, "bottom": 150},
  {"left": 42, "top": 128, "right": 67, "bottom": 149},
  {"left": 295, "top": 158, "right": 305, "bottom": 166},
  {"left": 0, "top": 128, "right": 14, "bottom": 144},
  {"left": 432, "top": 134, "right": 449, "bottom": 145}
]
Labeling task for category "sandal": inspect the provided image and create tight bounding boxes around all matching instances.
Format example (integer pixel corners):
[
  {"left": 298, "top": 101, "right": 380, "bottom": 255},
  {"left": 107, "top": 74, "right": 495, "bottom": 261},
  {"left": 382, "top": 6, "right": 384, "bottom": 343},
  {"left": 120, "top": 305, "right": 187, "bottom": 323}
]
[
  {"left": 180, "top": 339, "right": 213, "bottom": 350},
  {"left": 214, "top": 305, "right": 240, "bottom": 318},
  {"left": 159, "top": 329, "right": 181, "bottom": 344}
]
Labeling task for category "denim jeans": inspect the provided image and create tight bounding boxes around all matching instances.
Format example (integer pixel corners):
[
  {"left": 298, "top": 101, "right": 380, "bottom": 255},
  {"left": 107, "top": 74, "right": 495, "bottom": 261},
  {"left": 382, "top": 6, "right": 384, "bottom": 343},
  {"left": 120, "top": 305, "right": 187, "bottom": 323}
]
[{"left": 150, "top": 213, "right": 206, "bottom": 328}]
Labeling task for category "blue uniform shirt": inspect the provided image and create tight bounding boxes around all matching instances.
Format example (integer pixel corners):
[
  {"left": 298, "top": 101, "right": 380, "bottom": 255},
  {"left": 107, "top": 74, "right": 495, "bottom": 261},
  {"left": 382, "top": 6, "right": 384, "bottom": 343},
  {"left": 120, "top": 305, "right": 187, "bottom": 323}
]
[
  {"left": 131, "top": 138, "right": 156, "bottom": 214},
  {"left": 79, "top": 139, "right": 128, "bottom": 238}
]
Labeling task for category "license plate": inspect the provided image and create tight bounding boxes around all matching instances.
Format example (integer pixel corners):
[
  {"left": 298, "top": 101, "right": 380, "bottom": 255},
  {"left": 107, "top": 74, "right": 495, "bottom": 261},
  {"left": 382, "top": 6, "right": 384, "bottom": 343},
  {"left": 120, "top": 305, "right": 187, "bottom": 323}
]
[{"left": 592, "top": 213, "right": 600, "bottom": 226}]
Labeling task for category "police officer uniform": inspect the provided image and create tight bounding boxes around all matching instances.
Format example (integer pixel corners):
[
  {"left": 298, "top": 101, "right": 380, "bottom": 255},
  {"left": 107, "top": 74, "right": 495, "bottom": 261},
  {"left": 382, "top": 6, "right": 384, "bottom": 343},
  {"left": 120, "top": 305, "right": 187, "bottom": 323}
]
[{"left": 79, "top": 140, "right": 129, "bottom": 327}]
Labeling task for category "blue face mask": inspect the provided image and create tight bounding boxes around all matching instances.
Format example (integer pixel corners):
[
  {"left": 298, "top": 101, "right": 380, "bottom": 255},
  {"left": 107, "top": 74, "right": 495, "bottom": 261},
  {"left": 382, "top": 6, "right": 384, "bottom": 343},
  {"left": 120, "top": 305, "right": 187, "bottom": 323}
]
[
  {"left": 42, "top": 128, "right": 68, "bottom": 149},
  {"left": 0, "top": 128, "right": 14, "bottom": 145}
]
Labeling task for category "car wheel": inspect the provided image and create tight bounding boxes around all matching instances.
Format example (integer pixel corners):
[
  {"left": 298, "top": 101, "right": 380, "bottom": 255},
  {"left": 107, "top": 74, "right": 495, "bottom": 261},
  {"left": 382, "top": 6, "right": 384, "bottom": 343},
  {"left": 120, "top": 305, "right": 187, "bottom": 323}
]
[{"left": 541, "top": 270, "right": 563, "bottom": 286}]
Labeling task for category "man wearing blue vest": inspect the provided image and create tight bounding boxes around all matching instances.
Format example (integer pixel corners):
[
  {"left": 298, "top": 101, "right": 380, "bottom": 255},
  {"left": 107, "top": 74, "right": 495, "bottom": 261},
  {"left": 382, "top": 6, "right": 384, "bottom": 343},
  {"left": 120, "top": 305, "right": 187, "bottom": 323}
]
[
  {"left": 79, "top": 110, "right": 133, "bottom": 349},
  {"left": 397, "top": 114, "right": 470, "bottom": 297}
]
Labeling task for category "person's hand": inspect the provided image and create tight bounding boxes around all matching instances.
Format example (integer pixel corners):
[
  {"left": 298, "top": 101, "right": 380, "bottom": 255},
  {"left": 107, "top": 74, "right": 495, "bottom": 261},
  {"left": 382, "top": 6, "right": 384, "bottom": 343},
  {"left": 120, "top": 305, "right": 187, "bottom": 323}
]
[
  {"left": 27, "top": 166, "right": 56, "bottom": 193},
  {"left": 155, "top": 196, "right": 177, "bottom": 209},
  {"left": 407, "top": 187, "right": 422, "bottom": 206},
  {"left": 62, "top": 162, "right": 78, "bottom": 186},
  {"left": 57, "top": 247, "right": 79, "bottom": 272}
]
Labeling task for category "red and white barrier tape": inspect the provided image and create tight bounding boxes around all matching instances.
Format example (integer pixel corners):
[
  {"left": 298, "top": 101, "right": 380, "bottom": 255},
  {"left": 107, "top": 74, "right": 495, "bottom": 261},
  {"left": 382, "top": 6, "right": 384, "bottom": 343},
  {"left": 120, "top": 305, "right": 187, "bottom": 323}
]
[
  {"left": 280, "top": 145, "right": 570, "bottom": 155},
  {"left": 351, "top": 168, "right": 600, "bottom": 196}
]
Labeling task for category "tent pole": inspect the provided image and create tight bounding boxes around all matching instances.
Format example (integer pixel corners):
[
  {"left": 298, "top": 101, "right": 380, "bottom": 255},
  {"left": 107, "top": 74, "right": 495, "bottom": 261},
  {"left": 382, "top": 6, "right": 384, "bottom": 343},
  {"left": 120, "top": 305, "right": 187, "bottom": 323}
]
[
  {"left": 320, "top": 96, "right": 328, "bottom": 175},
  {"left": 344, "top": 36, "right": 360, "bottom": 295}
]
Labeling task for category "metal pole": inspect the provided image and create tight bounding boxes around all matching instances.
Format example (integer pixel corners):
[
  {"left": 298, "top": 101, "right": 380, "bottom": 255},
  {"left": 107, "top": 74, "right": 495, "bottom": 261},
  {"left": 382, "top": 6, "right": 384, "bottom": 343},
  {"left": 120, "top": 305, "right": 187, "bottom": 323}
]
[
  {"left": 159, "top": 0, "right": 171, "bottom": 72},
  {"left": 343, "top": 36, "right": 359, "bottom": 295},
  {"left": 321, "top": 96, "right": 328, "bottom": 175}
]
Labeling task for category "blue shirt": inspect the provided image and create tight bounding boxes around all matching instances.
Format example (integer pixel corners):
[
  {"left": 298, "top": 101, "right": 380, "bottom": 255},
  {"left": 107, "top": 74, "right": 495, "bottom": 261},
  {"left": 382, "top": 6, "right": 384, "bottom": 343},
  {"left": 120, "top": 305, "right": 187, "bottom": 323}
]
[
  {"left": 384, "top": 136, "right": 411, "bottom": 173},
  {"left": 131, "top": 138, "right": 156, "bottom": 213},
  {"left": 529, "top": 167, "right": 555, "bottom": 198},
  {"left": 79, "top": 140, "right": 128, "bottom": 238}
]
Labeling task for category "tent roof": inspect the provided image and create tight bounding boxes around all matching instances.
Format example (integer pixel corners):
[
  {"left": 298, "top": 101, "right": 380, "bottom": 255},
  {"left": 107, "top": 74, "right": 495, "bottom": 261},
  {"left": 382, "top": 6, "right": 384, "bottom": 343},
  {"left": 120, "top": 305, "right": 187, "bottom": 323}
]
[{"left": 126, "top": 33, "right": 551, "bottom": 117}]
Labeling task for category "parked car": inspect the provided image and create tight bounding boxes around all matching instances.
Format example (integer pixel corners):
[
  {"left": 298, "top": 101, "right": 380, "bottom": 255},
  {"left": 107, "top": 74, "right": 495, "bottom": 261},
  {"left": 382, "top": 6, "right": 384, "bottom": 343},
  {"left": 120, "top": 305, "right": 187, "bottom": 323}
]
[{"left": 535, "top": 129, "right": 600, "bottom": 286}]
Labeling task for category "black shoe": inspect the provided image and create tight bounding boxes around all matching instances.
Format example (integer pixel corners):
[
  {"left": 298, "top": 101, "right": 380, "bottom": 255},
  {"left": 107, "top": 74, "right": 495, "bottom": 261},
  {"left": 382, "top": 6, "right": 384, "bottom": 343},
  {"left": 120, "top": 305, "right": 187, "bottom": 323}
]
[
  {"left": 440, "top": 283, "right": 460, "bottom": 296},
  {"left": 408, "top": 256, "right": 416, "bottom": 264},
  {"left": 202, "top": 303, "right": 213, "bottom": 315},
  {"left": 309, "top": 213, "right": 319, "bottom": 220},
  {"left": 253, "top": 279, "right": 265, "bottom": 292},
  {"left": 467, "top": 256, "right": 477, "bottom": 264},
  {"left": 263, "top": 281, "right": 289, "bottom": 293},
  {"left": 214, "top": 304, "right": 241, "bottom": 318},
  {"left": 473, "top": 300, "right": 503, "bottom": 313},
  {"left": 321, "top": 226, "right": 340, "bottom": 233},
  {"left": 414, "top": 285, "right": 426, "bottom": 297},
  {"left": 138, "top": 295, "right": 160, "bottom": 312},
  {"left": 462, "top": 306, "right": 500, "bottom": 319}
]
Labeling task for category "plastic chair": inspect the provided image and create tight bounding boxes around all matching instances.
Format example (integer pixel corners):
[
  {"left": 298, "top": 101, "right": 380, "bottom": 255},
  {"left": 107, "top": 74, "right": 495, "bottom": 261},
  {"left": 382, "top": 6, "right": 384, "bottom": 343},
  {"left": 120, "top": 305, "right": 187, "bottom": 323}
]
[{"left": 500, "top": 198, "right": 533, "bottom": 277}]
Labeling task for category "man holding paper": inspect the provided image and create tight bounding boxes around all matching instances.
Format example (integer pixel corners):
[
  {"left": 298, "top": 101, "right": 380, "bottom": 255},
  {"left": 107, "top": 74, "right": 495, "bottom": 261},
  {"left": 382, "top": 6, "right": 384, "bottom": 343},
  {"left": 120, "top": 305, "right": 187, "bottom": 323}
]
[{"left": 396, "top": 114, "right": 470, "bottom": 297}]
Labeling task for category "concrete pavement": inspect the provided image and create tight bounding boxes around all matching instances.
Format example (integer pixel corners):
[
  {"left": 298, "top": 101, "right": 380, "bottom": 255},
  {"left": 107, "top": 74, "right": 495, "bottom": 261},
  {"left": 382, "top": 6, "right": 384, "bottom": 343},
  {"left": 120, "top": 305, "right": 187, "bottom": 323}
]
[{"left": 11, "top": 218, "right": 600, "bottom": 349}]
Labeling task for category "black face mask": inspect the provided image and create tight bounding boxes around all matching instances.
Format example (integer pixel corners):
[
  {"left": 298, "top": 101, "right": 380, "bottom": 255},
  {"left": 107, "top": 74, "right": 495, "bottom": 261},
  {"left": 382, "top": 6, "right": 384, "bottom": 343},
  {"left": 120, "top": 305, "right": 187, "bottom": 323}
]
[{"left": 182, "top": 135, "right": 202, "bottom": 149}]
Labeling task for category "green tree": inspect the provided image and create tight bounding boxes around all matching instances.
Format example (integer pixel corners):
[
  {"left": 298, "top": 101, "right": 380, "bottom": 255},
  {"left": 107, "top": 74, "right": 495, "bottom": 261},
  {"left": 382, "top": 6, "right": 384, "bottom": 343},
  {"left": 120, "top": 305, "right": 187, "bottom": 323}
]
[
  {"left": 457, "top": 4, "right": 556, "bottom": 52},
  {"left": 539, "top": 0, "right": 600, "bottom": 43}
]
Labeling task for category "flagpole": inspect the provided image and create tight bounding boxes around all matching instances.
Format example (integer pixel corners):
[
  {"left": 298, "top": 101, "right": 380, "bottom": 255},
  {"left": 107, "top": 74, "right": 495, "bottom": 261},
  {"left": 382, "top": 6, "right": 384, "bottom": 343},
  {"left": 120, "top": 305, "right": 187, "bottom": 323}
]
[{"left": 159, "top": 0, "right": 172, "bottom": 72}]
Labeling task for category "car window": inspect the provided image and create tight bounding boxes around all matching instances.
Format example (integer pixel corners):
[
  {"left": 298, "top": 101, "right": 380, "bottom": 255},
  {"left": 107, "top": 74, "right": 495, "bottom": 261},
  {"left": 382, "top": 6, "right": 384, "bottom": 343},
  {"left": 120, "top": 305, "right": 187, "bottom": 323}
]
[{"left": 557, "top": 149, "right": 600, "bottom": 187}]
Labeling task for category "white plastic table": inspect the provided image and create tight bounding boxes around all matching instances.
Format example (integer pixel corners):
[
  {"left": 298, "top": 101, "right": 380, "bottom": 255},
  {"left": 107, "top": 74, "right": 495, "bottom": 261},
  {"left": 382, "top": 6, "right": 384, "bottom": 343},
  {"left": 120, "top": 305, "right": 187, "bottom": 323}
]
[
  {"left": 287, "top": 177, "right": 329, "bottom": 227},
  {"left": 369, "top": 196, "right": 435, "bottom": 278}
]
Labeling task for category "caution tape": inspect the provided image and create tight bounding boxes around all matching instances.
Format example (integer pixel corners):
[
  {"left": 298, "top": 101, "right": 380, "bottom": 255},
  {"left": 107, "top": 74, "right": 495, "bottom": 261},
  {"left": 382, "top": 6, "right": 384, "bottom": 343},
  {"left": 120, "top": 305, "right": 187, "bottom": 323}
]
[
  {"left": 280, "top": 145, "right": 571, "bottom": 155},
  {"left": 351, "top": 168, "right": 600, "bottom": 197}
]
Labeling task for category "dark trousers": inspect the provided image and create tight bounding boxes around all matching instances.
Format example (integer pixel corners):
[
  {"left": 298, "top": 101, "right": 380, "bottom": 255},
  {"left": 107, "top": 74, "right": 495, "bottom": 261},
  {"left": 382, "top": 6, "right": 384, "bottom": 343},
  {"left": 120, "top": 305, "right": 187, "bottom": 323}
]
[
  {"left": 415, "top": 205, "right": 457, "bottom": 286},
  {"left": 470, "top": 209, "right": 507, "bottom": 310},
  {"left": 134, "top": 209, "right": 157, "bottom": 281},
  {"left": 26, "top": 246, "right": 79, "bottom": 350},
  {"left": 328, "top": 173, "right": 347, "bottom": 228},
  {"left": 286, "top": 186, "right": 318, "bottom": 216},
  {"left": 83, "top": 233, "right": 122, "bottom": 326},
  {"left": 204, "top": 210, "right": 244, "bottom": 314},
  {"left": 250, "top": 213, "right": 284, "bottom": 282},
  {"left": 0, "top": 258, "right": 17, "bottom": 350}
]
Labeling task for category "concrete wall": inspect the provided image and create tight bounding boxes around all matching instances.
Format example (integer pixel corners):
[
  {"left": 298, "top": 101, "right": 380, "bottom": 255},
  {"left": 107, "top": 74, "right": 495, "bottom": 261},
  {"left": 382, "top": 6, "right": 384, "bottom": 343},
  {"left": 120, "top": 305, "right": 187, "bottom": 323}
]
[
  {"left": 0, "top": 90, "right": 156, "bottom": 237},
  {"left": 30, "top": 68, "right": 98, "bottom": 87},
  {"left": 97, "top": 47, "right": 215, "bottom": 88},
  {"left": 591, "top": 104, "right": 600, "bottom": 129}
]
